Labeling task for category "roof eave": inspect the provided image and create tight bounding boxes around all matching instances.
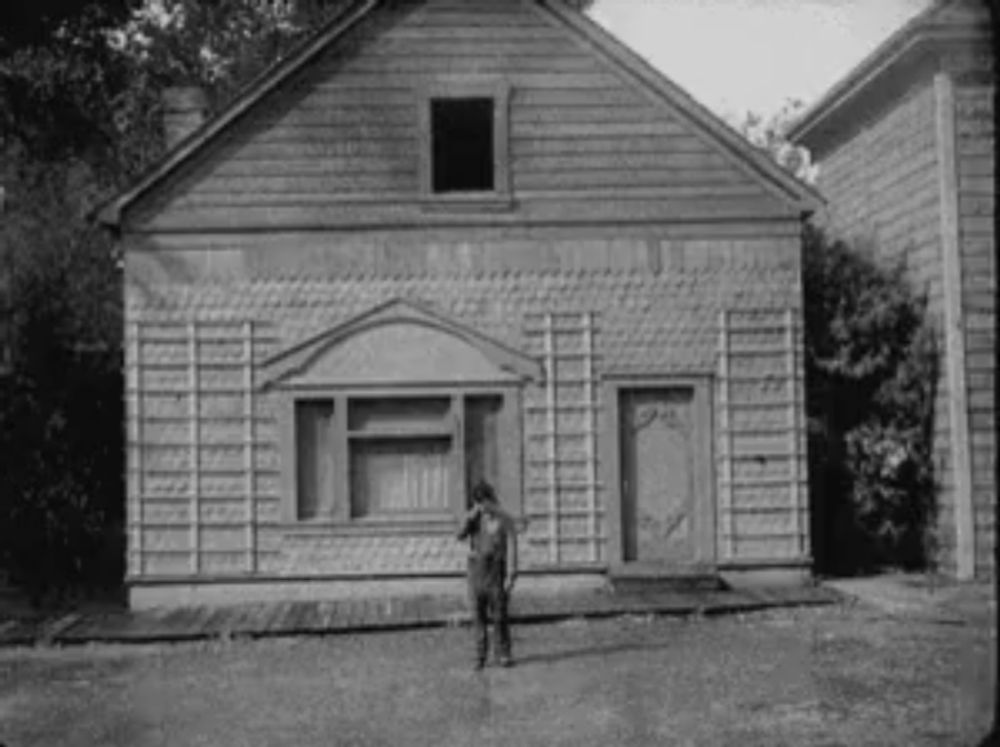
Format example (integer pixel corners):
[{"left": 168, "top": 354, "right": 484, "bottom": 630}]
[
  {"left": 536, "top": 0, "right": 825, "bottom": 214},
  {"left": 788, "top": 24, "right": 982, "bottom": 147},
  {"left": 96, "top": 0, "right": 380, "bottom": 229}
]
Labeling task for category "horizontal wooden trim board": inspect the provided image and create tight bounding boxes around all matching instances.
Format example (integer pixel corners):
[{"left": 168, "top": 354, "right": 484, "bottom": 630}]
[
  {"left": 720, "top": 478, "right": 809, "bottom": 487},
  {"left": 526, "top": 482, "right": 604, "bottom": 491},
  {"left": 524, "top": 404, "right": 601, "bottom": 413},
  {"left": 525, "top": 509, "right": 605, "bottom": 518},
  {"left": 141, "top": 416, "right": 276, "bottom": 424},
  {"left": 717, "top": 557, "right": 811, "bottom": 569},
  {"left": 134, "top": 334, "right": 278, "bottom": 343},
  {"left": 136, "top": 468, "right": 280, "bottom": 477},
  {"left": 729, "top": 505, "right": 804, "bottom": 514},
  {"left": 527, "top": 456, "right": 594, "bottom": 465},
  {"left": 139, "top": 494, "right": 280, "bottom": 503},
  {"left": 129, "top": 388, "right": 259, "bottom": 396},
  {"left": 527, "top": 535, "right": 606, "bottom": 545},
  {"left": 721, "top": 427, "right": 796, "bottom": 436},
  {"left": 132, "top": 362, "right": 252, "bottom": 371},
  {"left": 724, "top": 401, "right": 798, "bottom": 410},
  {"left": 528, "top": 432, "right": 595, "bottom": 440}
]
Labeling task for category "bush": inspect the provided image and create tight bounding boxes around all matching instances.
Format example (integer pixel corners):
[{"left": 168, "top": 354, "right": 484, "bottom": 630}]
[{"left": 803, "top": 224, "right": 938, "bottom": 575}]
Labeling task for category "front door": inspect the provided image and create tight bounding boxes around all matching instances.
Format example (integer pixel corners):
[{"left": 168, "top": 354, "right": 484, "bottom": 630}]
[{"left": 619, "top": 387, "right": 701, "bottom": 565}]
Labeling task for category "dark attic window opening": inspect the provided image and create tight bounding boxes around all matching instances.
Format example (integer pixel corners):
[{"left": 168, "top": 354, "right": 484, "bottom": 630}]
[{"left": 431, "top": 98, "right": 495, "bottom": 193}]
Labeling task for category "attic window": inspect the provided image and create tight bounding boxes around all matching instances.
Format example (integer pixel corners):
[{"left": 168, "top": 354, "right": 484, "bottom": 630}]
[
  {"left": 420, "top": 83, "right": 510, "bottom": 205},
  {"left": 431, "top": 98, "right": 495, "bottom": 193}
]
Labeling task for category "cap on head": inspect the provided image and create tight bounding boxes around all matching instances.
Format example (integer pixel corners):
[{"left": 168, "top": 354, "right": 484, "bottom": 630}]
[{"left": 471, "top": 480, "right": 497, "bottom": 505}]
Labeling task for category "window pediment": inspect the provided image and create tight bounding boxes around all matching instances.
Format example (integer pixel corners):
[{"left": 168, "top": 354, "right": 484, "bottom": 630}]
[{"left": 261, "top": 299, "right": 541, "bottom": 390}]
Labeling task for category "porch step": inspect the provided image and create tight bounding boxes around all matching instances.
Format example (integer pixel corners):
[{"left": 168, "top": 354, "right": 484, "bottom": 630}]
[{"left": 608, "top": 567, "right": 724, "bottom": 593}]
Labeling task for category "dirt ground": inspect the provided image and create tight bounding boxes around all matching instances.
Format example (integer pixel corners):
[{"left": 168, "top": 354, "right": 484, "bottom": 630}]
[{"left": 0, "top": 601, "right": 995, "bottom": 747}]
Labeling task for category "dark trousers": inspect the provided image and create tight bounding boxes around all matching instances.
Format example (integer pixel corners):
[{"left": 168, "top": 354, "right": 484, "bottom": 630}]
[{"left": 470, "top": 581, "right": 511, "bottom": 662}]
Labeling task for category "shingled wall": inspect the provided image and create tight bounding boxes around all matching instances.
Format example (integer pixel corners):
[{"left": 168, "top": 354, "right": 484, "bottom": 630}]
[{"left": 125, "top": 229, "right": 808, "bottom": 582}]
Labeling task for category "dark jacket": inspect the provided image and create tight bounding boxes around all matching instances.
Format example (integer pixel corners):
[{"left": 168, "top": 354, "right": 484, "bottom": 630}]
[{"left": 457, "top": 504, "right": 518, "bottom": 589}]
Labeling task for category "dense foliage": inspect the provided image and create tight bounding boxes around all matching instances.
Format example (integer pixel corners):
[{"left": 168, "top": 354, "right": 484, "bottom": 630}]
[
  {"left": 802, "top": 225, "right": 938, "bottom": 575},
  {"left": 0, "top": 0, "right": 324, "bottom": 603}
]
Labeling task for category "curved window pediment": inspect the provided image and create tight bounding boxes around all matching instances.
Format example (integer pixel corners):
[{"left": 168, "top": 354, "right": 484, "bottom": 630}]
[
  {"left": 262, "top": 299, "right": 541, "bottom": 391},
  {"left": 288, "top": 321, "right": 521, "bottom": 388}
]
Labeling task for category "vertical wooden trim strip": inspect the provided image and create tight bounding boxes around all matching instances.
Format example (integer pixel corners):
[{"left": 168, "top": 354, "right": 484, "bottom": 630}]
[
  {"left": 583, "top": 312, "right": 598, "bottom": 562},
  {"left": 244, "top": 321, "right": 256, "bottom": 573},
  {"left": 494, "top": 83, "right": 512, "bottom": 198},
  {"left": 935, "top": 72, "right": 975, "bottom": 580},
  {"left": 544, "top": 313, "right": 559, "bottom": 564},
  {"left": 718, "top": 310, "right": 734, "bottom": 560},
  {"left": 130, "top": 321, "right": 144, "bottom": 577},
  {"left": 453, "top": 393, "right": 466, "bottom": 513},
  {"left": 189, "top": 321, "right": 200, "bottom": 574},
  {"left": 786, "top": 308, "right": 804, "bottom": 556},
  {"left": 333, "top": 395, "right": 350, "bottom": 522}
]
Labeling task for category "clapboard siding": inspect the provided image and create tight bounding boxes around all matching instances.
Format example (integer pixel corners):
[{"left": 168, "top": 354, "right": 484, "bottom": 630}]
[
  {"left": 956, "top": 81, "right": 996, "bottom": 575},
  {"left": 130, "top": 0, "right": 789, "bottom": 230},
  {"left": 813, "top": 81, "right": 942, "bottom": 295}
]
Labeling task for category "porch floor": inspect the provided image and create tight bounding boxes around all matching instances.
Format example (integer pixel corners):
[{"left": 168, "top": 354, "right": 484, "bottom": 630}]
[{"left": 0, "top": 584, "right": 840, "bottom": 647}]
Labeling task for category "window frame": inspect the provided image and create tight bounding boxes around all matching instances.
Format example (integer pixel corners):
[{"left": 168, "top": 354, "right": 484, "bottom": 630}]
[
  {"left": 279, "top": 385, "right": 522, "bottom": 534},
  {"left": 418, "top": 80, "right": 512, "bottom": 210}
]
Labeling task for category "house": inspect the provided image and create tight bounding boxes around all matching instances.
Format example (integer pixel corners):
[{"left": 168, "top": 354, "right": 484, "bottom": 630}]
[
  {"left": 100, "top": 0, "right": 822, "bottom": 609},
  {"left": 788, "top": 0, "right": 995, "bottom": 580}
]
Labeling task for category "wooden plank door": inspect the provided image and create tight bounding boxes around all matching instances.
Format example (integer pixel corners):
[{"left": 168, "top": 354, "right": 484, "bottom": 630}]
[{"left": 619, "top": 387, "right": 699, "bottom": 565}]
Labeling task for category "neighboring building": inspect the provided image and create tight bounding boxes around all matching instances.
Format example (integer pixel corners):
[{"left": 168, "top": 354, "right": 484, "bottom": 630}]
[
  {"left": 100, "top": 0, "right": 821, "bottom": 608},
  {"left": 789, "top": 0, "right": 995, "bottom": 579}
]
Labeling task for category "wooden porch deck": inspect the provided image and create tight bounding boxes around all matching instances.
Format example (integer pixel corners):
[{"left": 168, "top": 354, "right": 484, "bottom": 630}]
[{"left": 0, "top": 584, "right": 841, "bottom": 648}]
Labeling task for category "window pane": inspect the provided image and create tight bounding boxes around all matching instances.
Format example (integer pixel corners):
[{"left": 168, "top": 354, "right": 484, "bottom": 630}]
[
  {"left": 350, "top": 437, "right": 452, "bottom": 517},
  {"left": 296, "top": 401, "right": 334, "bottom": 520},
  {"left": 464, "top": 395, "right": 503, "bottom": 505},
  {"left": 348, "top": 397, "right": 451, "bottom": 432},
  {"left": 431, "top": 98, "right": 494, "bottom": 193}
]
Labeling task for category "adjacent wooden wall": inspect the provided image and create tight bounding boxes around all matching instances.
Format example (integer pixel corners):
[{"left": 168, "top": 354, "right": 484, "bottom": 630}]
[{"left": 809, "top": 80, "right": 960, "bottom": 572}]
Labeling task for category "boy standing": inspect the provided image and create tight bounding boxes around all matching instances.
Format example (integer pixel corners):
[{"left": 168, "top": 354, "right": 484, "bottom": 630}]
[{"left": 457, "top": 481, "right": 518, "bottom": 669}]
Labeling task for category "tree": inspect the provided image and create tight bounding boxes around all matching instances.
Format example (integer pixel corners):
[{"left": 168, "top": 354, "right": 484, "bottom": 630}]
[
  {"left": 0, "top": 0, "right": 331, "bottom": 602},
  {"left": 0, "top": 0, "right": 129, "bottom": 53},
  {"left": 728, "top": 99, "right": 817, "bottom": 183}
]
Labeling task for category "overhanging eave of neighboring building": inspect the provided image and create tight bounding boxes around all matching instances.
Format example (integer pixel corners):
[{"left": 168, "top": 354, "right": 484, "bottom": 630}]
[{"left": 789, "top": 0, "right": 991, "bottom": 156}]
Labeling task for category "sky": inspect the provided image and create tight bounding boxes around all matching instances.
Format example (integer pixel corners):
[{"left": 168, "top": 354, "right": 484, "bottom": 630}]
[{"left": 589, "top": 0, "right": 934, "bottom": 121}]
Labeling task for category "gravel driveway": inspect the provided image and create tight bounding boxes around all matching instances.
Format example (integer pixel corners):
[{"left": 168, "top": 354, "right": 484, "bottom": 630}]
[{"left": 1, "top": 602, "right": 994, "bottom": 746}]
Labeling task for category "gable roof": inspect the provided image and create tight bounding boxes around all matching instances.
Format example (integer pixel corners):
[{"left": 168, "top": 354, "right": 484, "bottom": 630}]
[
  {"left": 98, "top": 0, "right": 822, "bottom": 227},
  {"left": 788, "top": 0, "right": 991, "bottom": 151}
]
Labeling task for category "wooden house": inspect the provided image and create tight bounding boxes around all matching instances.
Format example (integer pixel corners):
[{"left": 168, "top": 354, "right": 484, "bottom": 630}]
[
  {"left": 100, "top": 0, "right": 822, "bottom": 608},
  {"left": 788, "top": 0, "right": 995, "bottom": 580}
]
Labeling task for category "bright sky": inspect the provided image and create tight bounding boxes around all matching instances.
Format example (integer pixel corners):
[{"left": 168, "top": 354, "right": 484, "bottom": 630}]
[{"left": 590, "top": 0, "right": 934, "bottom": 120}]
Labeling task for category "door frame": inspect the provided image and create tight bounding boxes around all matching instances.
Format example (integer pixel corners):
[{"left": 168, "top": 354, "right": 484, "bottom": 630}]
[{"left": 602, "top": 374, "right": 717, "bottom": 570}]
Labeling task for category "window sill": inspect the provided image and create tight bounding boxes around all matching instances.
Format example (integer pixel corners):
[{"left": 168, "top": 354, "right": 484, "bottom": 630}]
[
  {"left": 419, "top": 193, "right": 514, "bottom": 213},
  {"left": 279, "top": 517, "right": 459, "bottom": 537}
]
